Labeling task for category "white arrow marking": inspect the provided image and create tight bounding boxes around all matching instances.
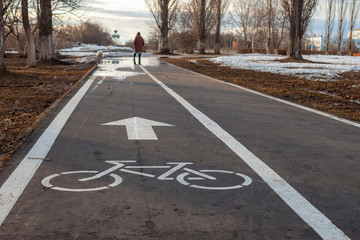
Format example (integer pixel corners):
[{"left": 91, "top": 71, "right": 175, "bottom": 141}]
[{"left": 101, "top": 117, "right": 174, "bottom": 140}]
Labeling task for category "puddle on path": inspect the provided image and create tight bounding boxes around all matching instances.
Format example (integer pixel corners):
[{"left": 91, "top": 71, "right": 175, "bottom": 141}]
[
  {"left": 89, "top": 57, "right": 160, "bottom": 93},
  {"left": 99, "top": 57, "right": 160, "bottom": 69},
  {"left": 95, "top": 57, "right": 160, "bottom": 81}
]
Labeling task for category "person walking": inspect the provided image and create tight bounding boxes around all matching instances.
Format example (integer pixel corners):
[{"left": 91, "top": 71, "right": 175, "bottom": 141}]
[{"left": 133, "top": 32, "right": 144, "bottom": 65}]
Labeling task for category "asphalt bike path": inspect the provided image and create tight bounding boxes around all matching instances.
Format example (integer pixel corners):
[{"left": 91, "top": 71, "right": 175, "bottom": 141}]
[{"left": 0, "top": 57, "right": 358, "bottom": 239}]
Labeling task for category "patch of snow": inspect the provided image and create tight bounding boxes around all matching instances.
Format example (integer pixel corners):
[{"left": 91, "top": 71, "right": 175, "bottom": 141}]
[
  {"left": 96, "top": 51, "right": 103, "bottom": 58},
  {"left": 57, "top": 43, "right": 153, "bottom": 60},
  {"left": 58, "top": 43, "right": 133, "bottom": 53},
  {"left": 5, "top": 51, "right": 19, "bottom": 54},
  {"left": 211, "top": 53, "right": 360, "bottom": 81},
  {"left": 76, "top": 57, "right": 96, "bottom": 63}
]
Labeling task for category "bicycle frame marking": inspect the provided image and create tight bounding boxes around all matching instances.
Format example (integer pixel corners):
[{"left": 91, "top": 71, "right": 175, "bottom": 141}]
[{"left": 41, "top": 160, "right": 252, "bottom": 192}]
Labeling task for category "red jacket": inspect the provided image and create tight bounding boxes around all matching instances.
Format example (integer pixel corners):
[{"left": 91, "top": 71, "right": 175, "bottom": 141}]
[{"left": 133, "top": 35, "right": 144, "bottom": 52}]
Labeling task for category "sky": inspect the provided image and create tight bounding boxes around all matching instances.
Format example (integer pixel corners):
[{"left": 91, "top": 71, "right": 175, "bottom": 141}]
[
  {"left": 81, "top": 0, "right": 153, "bottom": 44},
  {"left": 80, "top": 0, "right": 358, "bottom": 45}
]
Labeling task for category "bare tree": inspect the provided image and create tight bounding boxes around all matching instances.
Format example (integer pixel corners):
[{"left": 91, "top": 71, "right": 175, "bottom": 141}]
[
  {"left": 348, "top": 0, "right": 360, "bottom": 55},
  {"left": 282, "top": 0, "right": 292, "bottom": 56},
  {"left": 232, "top": 0, "right": 253, "bottom": 48},
  {"left": 214, "top": 0, "right": 221, "bottom": 53},
  {"left": 272, "top": 0, "right": 287, "bottom": 54},
  {"left": 22, "top": 0, "right": 36, "bottom": 67},
  {"left": 0, "top": 0, "right": 5, "bottom": 73},
  {"left": 145, "top": 0, "right": 179, "bottom": 53},
  {"left": 3, "top": 0, "right": 83, "bottom": 57},
  {"left": 325, "top": 0, "right": 335, "bottom": 54},
  {"left": 214, "top": 0, "right": 230, "bottom": 54},
  {"left": 266, "top": 0, "right": 272, "bottom": 54},
  {"left": 301, "top": 0, "right": 318, "bottom": 37},
  {"left": 282, "top": 0, "right": 318, "bottom": 59},
  {"left": 3, "top": 0, "right": 27, "bottom": 56},
  {"left": 250, "top": 1, "right": 265, "bottom": 53},
  {"left": 190, "top": 0, "right": 217, "bottom": 53},
  {"left": 39, "top": 0, "right": 53, "bottom": 60},
  {"left": 232, "top": 0, "right": 265, "bottom": 52},
  {"left": 56, "top": 21, "right": 114, "bottom": 46},
  {"left": 52, "top": 0, "right": 82, "bottom": 15},
  {"left": 3, "top": 0, "right": 19, "bottom": 41},
  {"left": 199, "top": 0, "right": 206, "bottom": 53},
  {"left": 337, "top": 0, "right": 348, "bottom": 55},
  {"left": 175, "top": 8, "right": 197, "bottom": 53}
]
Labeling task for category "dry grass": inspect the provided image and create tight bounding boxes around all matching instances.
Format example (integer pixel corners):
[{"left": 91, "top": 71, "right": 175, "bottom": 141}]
[
  {"left": 163, "top": 57, "right": 360, "bottom": 122},
  {"left": 0, "top": 54, "right": 96, "bottom": 167}
]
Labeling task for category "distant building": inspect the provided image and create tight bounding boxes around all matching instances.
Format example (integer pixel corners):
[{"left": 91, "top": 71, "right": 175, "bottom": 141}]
[
  {"left": 347, "top": 28, "right": 360, "bottom": 39},
  {"left": 305, "top": 35, "right": 359, "bottom": 52},
  {"left": 306, "top": 36, "right": 326, "bottom": 51}
]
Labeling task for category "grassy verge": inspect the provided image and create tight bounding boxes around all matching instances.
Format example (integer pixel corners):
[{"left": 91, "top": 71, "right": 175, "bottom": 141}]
[
  {"left": 0, "top": 54, "right": 96, "bottom": 167},
  {"left": 162, "top": 57, "right": 360, "bottom": 122}
]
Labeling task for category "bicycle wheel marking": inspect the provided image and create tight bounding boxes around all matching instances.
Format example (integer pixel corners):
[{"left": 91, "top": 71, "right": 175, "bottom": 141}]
[
  {"left": 176, "top": 170, "right": 252, "bottom": 190},
  {"left": 42, "top": 174, "right": 61, "bottom": 188},
  {"left": 41, "top": 171, "right": 122, "bottom": 192}
]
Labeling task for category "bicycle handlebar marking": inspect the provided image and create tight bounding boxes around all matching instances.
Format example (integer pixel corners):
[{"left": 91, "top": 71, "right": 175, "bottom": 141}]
[{"left": 41, "top": 161, "right": 252, "bottom": 192}]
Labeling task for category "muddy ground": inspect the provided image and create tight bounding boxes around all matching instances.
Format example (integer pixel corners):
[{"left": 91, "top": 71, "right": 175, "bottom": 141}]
[
  {"left": 0, "top": 54, "right": 96, "bottom": 167},
  {"left": 163, "top": 57, "right": 360, "bottom": 122}
]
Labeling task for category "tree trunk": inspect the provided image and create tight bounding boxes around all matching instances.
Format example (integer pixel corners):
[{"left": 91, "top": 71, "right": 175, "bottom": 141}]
[
  {"left": 198, "top": 0, "right": 206, "bottom": 54},
  {"left": 349, "top": 32, "right": 353, "bottom": 56},
  {"left": 0, "top": 0, "right": 5, "bottom": 73},
  {"left": 244, "top": 32, "right": 248, "bottom": 49},
  {"left": 266, "top": 0, "right": 272, "bottom": 54},
  {"left": 325, "top": 0, "right": 334, "bottom": 54},
  {"left": 22, "top": 0, "right": 36, "bottom": 67},
  {"left": 348, "top": 0, "right": 357, "bottom": 56},
  {"left": 214, "top": 0, "right": 221, "bottom": 54},
  {"left": 337, "top": 18, "right": 343, "bottom": 55},
  {"left": 337, "top": 0, "right": 347, "bottom": 55},
  {"left": 288, "top": 0, "right": 303, "bottom": 60},
  {"left": 288, "top": 16, "right": 296, "bottom": 58},
  {"left": 251, "top": 32, "right": 256, "bottom": 53},
  {"left": 158, "top": 0, "right": 170, "bottom": 54},
  {"left": 39, "top": 0, "right": 54, "bottom": 60},
  {"left": 294, "top": 0, "right": 303, "bottom": 59}
]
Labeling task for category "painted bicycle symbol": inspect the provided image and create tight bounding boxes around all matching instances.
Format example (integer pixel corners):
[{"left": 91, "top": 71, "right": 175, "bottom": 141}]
[{"left": 42, "top": 161, "right": 252, "bottom": 192}]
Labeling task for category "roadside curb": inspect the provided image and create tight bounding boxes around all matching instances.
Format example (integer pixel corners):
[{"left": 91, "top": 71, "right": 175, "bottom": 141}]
[{"left": 2, "top": 60, "right": 99, "bottom": 161}]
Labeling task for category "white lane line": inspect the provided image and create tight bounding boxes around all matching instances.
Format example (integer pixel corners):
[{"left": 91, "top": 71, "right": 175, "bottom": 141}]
[
  {"left": 166, "top": 61, "right": 360, "bottom": 129},
  {"left": 140, "top": 65, "right": 350, "bottom": 240},
  {"left": 0, "top": 75, "right": 96, "bottom": 226},
  {"left": 217, "top": 80, "right": 360, "bottom": 128}
]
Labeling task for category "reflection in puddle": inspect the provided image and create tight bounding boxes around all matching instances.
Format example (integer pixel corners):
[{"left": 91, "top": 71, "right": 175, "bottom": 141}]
[
  {"left": 100, "top": 57, "right": 160, "bottom": 68},
  {"left": 88, "top": 57, "right": 160, "bottom": 93},
  {"left": 93, "top": 57, "right": 160, "bottom": 83}
]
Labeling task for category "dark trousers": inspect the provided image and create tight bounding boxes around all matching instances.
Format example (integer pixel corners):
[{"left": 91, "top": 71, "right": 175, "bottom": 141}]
[{"left": 133, "top": 51, "right": 142, "bottom": 64}]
